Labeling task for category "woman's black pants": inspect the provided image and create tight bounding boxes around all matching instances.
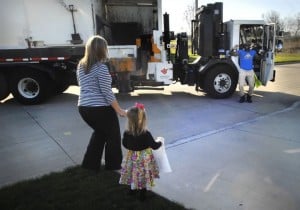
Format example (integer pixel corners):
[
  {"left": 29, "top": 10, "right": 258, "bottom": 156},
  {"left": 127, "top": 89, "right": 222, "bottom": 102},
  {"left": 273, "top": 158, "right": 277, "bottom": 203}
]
[{"left": 79, "top": 106, "right": 122, "bottom": 171}]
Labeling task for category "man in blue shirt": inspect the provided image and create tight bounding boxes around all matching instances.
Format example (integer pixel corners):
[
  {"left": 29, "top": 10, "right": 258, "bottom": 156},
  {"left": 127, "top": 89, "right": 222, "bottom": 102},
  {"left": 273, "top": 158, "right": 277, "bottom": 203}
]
[{"left": 237, "top": 43, "right": 257, "bottom": 103}]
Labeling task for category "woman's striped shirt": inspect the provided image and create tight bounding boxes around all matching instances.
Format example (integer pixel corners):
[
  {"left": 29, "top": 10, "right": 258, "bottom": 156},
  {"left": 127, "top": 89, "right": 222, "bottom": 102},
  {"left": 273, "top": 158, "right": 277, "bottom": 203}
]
[{"left": 77, "top": 62, "right": 116, "bottom": 107}]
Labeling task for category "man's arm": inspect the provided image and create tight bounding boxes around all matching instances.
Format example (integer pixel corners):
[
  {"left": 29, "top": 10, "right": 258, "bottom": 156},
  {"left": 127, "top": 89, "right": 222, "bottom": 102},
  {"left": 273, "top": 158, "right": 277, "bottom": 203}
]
[{"left": 230, "top": 44, "right": 239, "bottom": 56}]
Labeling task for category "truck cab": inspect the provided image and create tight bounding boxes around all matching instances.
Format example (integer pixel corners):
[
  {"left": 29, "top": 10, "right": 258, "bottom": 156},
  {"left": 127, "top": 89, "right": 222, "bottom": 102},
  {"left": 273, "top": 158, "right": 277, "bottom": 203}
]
[
  {"left": 175, "top": 2, "right": 276, "bottom": 98},
  {"left": 226, "top": 19, "right": 276, "bottom": 85}
]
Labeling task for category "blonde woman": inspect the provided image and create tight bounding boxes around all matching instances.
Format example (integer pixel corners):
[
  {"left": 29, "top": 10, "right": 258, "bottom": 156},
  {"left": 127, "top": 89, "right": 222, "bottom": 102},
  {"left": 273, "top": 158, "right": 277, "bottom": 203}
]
[
  {"left": 119, "top": 103, "right": 162, "bottom": 201},
  {"left": 77, "top": 35, "right": 126, "bottom": 172}
]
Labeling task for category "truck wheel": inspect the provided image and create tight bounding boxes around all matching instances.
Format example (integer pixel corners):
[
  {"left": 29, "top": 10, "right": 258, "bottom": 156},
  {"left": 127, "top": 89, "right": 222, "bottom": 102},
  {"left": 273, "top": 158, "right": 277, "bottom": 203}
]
[
  {"left": 10, "top": 71, "right": 51, "bottom": 105},
  {"left": 53, "top": 75, "right": 70, "bottom": 95},
  {"left": 204, "top": 65, "right": 238, "bottom": 99},
  {"left": 0, "top": 72, "right": 10, "bottom": 101},
  {"left": 53, "top": 82, "right": 70, "bottom": 95}
]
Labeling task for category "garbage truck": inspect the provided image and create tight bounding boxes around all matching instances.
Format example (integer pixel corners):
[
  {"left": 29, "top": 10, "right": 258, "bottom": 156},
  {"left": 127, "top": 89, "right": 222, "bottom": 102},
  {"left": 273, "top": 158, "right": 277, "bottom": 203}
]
[{"left": 0, "top": 0, "right": 276, "bottom": 104}]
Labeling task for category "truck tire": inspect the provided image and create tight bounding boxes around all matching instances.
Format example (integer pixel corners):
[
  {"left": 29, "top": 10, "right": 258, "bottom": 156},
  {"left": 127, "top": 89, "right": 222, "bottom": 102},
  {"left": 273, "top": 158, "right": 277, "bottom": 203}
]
[
  {"left": 10, "top": 70, "right": 51, "bottom": 105},
  {"left": 204, "top": 65, "right": 238, "bottom": 99},
  {"left": 0, "top": 72, "right": 10, "bottom": 101},
  {"left": 53, "top": 82, "right": 70, "bottom": 95},
  {"left": 53, "top": 71, "right": 70, "bottom": 95}
]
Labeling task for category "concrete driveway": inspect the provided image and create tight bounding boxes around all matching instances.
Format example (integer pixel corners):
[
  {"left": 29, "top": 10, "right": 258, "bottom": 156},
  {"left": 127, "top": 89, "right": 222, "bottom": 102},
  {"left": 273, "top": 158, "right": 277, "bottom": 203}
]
[{"left": 0, "top": 63, "right": 299, "bottom": 210}]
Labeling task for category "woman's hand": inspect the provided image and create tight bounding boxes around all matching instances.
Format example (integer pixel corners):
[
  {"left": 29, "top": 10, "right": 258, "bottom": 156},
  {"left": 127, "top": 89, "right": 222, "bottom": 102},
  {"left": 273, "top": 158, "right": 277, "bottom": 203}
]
[
  {"left": 118, "top": 109, "right": 127, "bottom": 117},
  {"left": 111, "top": 100, "right": 127, "bottom": 117}
]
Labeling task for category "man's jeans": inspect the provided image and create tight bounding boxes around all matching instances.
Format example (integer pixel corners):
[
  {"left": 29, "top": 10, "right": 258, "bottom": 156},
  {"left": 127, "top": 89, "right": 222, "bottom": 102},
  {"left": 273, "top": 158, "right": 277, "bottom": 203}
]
[{"left": 239, "top": 69, "right": 255, "bottom": 96}]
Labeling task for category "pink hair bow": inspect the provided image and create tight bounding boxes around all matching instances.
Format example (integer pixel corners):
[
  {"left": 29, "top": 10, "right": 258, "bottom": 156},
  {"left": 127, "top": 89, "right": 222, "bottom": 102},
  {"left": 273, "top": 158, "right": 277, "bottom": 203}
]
[{"left": 135, "top": 102, "right": 145, "bottom": 110}]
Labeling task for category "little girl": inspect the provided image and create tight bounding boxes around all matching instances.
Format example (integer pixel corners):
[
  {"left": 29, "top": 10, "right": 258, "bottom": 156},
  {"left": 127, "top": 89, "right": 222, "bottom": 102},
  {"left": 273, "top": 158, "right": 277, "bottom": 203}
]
[{"left": 119, "top": 103, "right": 162, "bottom": 201}]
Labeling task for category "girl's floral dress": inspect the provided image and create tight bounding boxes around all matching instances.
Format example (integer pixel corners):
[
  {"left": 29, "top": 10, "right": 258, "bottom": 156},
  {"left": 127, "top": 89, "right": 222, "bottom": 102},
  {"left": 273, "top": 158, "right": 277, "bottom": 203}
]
[
  {"left": 119, "top": 148, "right": 159, "bottom": 190},
  {"left": 119, "top": 130, "right": 161, "bottom": 190}
]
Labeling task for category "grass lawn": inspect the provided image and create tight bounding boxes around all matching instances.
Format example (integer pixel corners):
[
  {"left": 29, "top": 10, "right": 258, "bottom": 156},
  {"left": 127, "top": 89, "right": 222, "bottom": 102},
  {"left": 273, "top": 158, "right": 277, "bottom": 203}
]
[
  {"left": 0, "top": 166, "right": 188, "bottom": 210},
  {"left": 275, "top": 52, "right": 300, "bottom": 63},
  {"left": 182, "top": 53, "right": 300, "bottom": 64}
]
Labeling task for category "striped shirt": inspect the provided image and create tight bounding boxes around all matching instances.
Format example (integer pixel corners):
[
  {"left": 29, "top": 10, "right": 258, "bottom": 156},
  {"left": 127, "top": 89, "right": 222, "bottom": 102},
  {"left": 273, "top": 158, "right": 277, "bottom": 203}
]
[{"left": 77, "top": 62, "right": 116, "bottom": 106}]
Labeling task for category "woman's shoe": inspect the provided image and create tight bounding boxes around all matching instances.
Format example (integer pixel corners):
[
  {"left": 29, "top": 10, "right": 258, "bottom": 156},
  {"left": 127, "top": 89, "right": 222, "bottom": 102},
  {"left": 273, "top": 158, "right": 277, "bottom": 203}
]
[{"left": 139, "top": 188, "right": 147, "bottom": 201}]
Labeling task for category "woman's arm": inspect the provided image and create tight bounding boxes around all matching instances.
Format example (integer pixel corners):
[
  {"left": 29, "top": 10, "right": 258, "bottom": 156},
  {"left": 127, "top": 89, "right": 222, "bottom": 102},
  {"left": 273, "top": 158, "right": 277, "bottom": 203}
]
[
  {"left": 98, "top": 64, "right": 126, "bottom": 117},
  {"left": 111, "top": 100, "right": 127, "bottom": 117}
]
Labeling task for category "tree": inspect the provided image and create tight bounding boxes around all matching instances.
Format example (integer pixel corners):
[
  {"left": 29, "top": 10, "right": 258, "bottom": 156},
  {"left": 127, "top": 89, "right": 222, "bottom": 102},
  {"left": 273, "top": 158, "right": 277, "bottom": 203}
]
[
  {"left": 262, "top": 10, "right": 284, "bottom": 35},
  {"left": 284, "top": 16, "right": 296, "bottom": 36},
  {"left": 294, "top": 13, "right": 300, "bottom": 36},
  {"left": 279, "top": 13, "right": 300, "bottom": 37},
  {"left": 183, "top": 4, "right": 195, "bottom": 34}
]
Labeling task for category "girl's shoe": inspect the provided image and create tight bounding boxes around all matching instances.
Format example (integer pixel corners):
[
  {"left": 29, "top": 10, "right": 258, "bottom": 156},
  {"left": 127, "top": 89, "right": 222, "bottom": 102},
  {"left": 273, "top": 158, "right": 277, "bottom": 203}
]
[{"left": 127, "top": 189, "right": 137, "bottom": 196}]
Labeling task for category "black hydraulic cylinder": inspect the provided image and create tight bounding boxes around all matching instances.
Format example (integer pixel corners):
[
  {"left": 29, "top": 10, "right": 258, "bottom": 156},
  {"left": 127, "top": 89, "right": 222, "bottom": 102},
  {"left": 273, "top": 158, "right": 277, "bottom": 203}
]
[
  {"left": 197, "top": 2, "right": 223, "bottom": 57},
  {"left": 163, "top": 13, "right": 171, "bottom": 61}
]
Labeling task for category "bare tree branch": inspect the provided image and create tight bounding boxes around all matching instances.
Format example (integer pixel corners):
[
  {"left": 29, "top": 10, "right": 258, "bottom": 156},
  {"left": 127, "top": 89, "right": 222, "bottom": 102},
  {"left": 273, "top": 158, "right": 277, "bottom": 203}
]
[
  {"left": 263, "top": 10, "right": 284, "bottom": 35},
  {"left": 183, "top": 4, "right": 195, "bottom": 33}
]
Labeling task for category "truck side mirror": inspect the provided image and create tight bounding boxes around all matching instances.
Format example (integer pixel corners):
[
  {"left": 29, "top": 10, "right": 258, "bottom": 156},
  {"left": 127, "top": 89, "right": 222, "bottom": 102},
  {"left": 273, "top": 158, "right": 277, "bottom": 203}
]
[
  {"left": 276, "top": 39, "right": 283, "bottom": 52},
  {"left": 278, "top": 31, "right": 284, "bottom": 37}
]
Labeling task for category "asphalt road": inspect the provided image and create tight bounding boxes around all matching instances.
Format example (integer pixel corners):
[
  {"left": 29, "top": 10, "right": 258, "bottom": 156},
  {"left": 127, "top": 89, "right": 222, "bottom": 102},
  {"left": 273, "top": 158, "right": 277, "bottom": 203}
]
[{"left": 0, "top": 63, "right": 299, "bottom": 209}]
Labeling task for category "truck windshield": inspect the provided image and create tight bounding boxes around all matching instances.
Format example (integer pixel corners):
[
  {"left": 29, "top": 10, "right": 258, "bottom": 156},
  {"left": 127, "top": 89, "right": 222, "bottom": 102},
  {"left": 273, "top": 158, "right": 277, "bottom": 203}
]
[
  {"left": 240, "top": 25, "right": 264, "bottom": 51},
  {"left": 240, "top": 24, "right": 275, "bottom": 52}
]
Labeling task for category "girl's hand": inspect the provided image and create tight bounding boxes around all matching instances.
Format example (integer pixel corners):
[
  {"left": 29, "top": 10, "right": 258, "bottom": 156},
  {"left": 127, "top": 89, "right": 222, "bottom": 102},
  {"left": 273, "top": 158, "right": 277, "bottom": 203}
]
[{"left": 156, "top": 136, "right": 164, "bottom": 145}]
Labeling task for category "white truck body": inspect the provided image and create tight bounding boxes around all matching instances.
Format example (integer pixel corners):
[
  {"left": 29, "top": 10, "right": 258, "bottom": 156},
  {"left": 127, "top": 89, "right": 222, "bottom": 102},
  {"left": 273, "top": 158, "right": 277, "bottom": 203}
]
[{"left": 1, "top": 0, "right": 94, "bottom": 49}]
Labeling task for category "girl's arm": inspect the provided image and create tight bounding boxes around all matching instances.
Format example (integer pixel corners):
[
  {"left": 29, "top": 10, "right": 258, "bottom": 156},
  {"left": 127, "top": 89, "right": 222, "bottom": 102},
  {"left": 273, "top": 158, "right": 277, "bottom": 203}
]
[{"left": 147, "top": 131, "right": 162, "bottom": 150}]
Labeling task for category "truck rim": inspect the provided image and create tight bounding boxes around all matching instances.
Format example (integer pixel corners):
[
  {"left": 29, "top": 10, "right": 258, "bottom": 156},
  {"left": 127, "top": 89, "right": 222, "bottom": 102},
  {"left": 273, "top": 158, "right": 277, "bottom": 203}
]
[
  {"left": 18, "top": 78, "right": 40, "bottom": 99},
  {"left": 214, "top": 73, "right": 232, "bottom": 93}
]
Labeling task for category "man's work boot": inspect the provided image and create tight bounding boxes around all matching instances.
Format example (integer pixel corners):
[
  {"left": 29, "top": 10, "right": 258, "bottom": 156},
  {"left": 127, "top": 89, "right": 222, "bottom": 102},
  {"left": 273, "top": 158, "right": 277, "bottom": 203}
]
[
  {"left": 247, "top": 94, "right": 252, "bottom": 103},
  {"left": 239, "top": 95, "right": 246, "bottom": 103}
]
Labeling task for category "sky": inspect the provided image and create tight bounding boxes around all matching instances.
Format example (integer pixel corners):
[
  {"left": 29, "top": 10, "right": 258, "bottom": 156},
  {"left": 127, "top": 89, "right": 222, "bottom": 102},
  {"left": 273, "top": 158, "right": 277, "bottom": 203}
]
[{"left": 162, "top": 0, "right": 300, "bottom": 33}]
